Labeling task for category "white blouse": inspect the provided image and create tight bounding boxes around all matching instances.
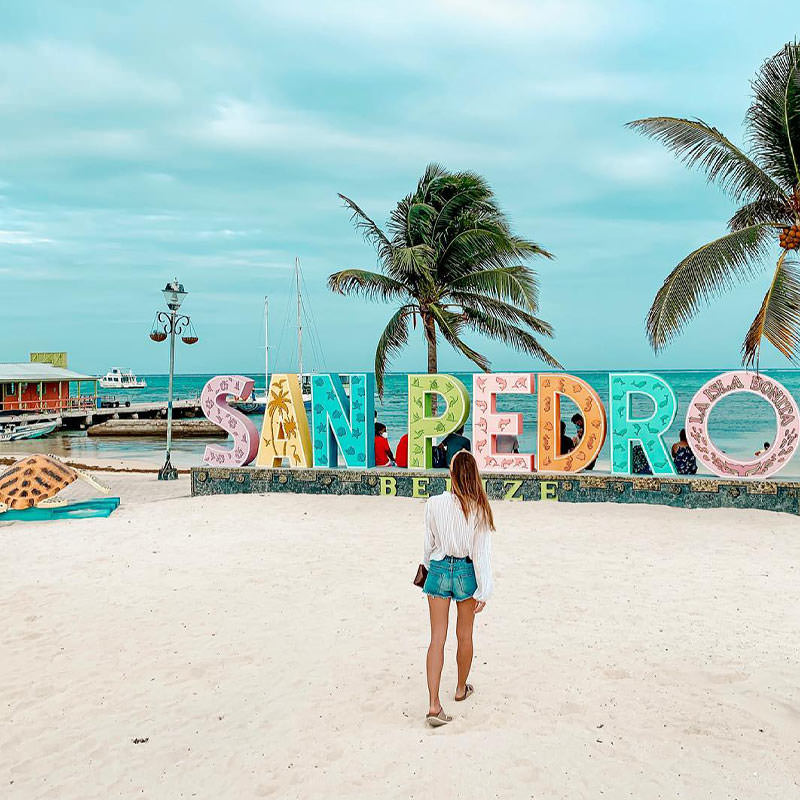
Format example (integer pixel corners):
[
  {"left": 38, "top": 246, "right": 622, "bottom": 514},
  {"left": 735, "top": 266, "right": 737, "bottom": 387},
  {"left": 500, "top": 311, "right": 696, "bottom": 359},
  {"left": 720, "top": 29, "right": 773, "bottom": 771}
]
[{"left": 423, "top": 491, "right": 493, "bottom": 602}]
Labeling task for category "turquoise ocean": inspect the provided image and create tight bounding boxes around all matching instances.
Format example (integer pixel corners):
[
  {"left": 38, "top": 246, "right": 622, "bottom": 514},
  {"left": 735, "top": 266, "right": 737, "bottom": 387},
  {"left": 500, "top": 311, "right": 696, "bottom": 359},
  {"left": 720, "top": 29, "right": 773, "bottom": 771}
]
[{"left": 4, "top": 369, "right": 800, "bottom": 477}]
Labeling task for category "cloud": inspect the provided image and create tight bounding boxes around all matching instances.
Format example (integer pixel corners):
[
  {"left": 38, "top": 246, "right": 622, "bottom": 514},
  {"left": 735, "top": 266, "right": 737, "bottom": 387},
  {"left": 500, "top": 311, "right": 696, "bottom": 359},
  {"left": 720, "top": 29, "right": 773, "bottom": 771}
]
[
  {"left": 190, "top": 97, "right": 509, "bottom": 167},
  {"left": 0, "top": 230, "right": 53, "bottom": 245},
  {"left": 589, "top": 149, "right": 682, "bottom": 184},
  {"left": 530, "top": 73, "right": 656, "bottom": 102},
  {"left": 254, "top": 0, "right": 642, "bottom": 44},
  {"left": 435, "top": 0, "right": 631, "bottom": 38},
  {"left": 195, "top": 98, "right": 369, "bottom": 153},
  {"left": 0, "top": 40, "right": 180, "bottom": 110}
]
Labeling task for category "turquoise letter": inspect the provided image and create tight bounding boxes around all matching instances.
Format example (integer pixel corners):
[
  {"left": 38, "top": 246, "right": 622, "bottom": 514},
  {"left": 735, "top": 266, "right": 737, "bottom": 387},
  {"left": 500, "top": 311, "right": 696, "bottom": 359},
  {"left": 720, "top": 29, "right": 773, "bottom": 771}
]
[
  {"left": 311, "top": 373, "right": 375, "bottom": 468},
  {"left": 609, "top": 373, "right": 676, "bottom": 475}
]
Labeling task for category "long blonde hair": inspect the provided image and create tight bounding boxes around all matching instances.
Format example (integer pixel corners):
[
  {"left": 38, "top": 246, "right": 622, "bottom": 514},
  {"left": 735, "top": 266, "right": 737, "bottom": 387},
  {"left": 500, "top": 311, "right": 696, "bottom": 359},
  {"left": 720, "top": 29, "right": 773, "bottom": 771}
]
[{"left": 450, "top": 450, "right": 495, "bottom": 531}]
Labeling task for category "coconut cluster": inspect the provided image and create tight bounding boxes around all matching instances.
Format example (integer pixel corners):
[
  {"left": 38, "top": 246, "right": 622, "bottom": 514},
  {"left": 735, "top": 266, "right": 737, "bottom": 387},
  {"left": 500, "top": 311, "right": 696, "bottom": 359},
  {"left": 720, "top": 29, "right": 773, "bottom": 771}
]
[{"left": 779, "top": 224, "right": 800, "bottom": 250}]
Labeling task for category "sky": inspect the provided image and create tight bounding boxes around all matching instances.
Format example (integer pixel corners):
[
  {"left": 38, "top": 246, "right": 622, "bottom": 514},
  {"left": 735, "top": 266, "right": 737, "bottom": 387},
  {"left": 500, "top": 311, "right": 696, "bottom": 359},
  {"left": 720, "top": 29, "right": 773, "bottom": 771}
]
[{"left": 1, "top": 1, "right": 798, "bottom": 376}]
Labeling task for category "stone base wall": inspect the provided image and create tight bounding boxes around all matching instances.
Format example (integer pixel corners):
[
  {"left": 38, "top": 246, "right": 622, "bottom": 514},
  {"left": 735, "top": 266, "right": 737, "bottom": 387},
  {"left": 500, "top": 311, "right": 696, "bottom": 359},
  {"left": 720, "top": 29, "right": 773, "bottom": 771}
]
[{"left": 191, "top": 467, "right": 800, "bottom": 515}]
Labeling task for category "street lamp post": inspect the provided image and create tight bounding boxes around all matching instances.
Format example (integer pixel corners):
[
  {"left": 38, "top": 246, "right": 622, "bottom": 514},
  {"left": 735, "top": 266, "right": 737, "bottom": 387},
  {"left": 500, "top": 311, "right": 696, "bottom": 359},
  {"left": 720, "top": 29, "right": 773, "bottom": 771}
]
[{"left": 150, "top": 279, "right": 196, "bottom": 480}]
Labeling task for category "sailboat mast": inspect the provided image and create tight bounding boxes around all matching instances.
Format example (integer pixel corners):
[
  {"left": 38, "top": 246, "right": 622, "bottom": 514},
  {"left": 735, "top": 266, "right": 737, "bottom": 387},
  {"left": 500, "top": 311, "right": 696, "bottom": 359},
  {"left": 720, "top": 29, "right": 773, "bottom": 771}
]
[
  {"left": 264, "top": 295, "right": 269, "bottom": 387},
  {"left": 296, "top": 257, "right": 303, "bottom": 378}
]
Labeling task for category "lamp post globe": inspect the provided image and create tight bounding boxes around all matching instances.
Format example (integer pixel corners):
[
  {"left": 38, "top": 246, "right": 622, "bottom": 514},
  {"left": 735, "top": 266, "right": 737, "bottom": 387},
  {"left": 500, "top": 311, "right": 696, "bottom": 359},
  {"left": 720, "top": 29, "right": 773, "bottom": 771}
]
[{"left": 162, "top": 280, "right": 187, "bottom": 312}]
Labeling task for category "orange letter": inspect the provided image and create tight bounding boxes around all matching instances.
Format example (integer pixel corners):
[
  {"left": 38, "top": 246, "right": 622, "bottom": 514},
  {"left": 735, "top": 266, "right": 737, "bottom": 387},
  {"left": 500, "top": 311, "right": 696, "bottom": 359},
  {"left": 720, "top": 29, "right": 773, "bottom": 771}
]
[{"left": 537, "top": 374, "right": 606, "bottom": 472}]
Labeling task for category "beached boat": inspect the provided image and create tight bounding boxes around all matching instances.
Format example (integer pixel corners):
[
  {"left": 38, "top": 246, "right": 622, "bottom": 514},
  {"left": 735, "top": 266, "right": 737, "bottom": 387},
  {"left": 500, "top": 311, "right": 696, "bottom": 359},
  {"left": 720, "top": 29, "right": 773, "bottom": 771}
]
[
  {"left": 0, "top": 420, "right": 58, "bottom": 442},
  {"left": 99, "top": 368, "right": 147, "bottom": 390}
]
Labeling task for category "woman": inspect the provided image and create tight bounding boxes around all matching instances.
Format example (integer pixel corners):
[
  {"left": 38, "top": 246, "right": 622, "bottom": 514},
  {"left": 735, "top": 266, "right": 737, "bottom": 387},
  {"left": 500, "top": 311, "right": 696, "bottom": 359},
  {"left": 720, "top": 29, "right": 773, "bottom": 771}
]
[
  {"left": 671, "top": 429, "right": 698, "bottom": 475},
  {"left": 421, "top": 449, "right": 493, "bottom": 727},
  {"left": 374, "top": 422, "right": 395, "bottom": 466}
]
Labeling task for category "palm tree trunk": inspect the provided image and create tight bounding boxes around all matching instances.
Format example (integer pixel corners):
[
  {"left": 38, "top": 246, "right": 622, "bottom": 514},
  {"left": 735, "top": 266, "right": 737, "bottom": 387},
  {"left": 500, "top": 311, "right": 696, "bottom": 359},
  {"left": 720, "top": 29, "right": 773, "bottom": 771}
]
[
  {"left": 423, "top": 311, "right": 438, "bottom": 415},
  {"left": 423, "top": 312, "right": 437, "bottom": 374}
]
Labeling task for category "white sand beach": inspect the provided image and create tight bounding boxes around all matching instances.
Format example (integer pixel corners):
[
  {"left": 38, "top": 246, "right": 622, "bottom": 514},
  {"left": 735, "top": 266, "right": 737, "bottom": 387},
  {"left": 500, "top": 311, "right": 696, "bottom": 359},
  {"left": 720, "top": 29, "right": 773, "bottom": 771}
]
[{"left": 2, "top": 480, "right": 799, "bottom": 799}]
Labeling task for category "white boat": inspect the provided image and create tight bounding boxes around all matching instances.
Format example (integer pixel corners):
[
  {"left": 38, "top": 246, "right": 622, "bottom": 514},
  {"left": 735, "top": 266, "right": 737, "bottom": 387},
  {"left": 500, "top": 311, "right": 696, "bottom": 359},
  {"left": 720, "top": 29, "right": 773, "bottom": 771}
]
[
  {"left": 0, "top": 420, "right": 58, "bottom": 442},
  {"left": 99, "top": 368, "right": 147, "bottom": 390},
  {"left": 233, "top": 387, "right": 268, "bottom": 415}
]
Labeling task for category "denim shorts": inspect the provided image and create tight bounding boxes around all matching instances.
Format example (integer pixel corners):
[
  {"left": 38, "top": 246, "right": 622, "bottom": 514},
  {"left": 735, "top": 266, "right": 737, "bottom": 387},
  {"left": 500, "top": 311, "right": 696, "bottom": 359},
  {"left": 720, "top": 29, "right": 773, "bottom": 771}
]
[{"left": 423, "top": 556, "right": 477, "bottom": 602}]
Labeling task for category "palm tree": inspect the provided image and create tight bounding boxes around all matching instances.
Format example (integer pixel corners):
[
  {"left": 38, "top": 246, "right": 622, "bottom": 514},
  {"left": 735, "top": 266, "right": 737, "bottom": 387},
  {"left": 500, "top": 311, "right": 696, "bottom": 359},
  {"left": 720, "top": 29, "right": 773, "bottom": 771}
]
[
  {"left": 266, "top": 382, "right": 291, "bottom": 454},
  {"left": 628, "top": 42, "right": 800, "bottom": 368},
  {"left": 328, "top": 163, "right": 561, "bottom": 395}
]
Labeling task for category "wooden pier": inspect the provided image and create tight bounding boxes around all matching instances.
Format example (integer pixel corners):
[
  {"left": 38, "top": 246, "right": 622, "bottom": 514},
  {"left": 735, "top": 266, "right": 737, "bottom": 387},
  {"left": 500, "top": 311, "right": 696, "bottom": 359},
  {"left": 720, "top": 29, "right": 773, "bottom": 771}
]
[{"left": 88, "top": 417, "right": 225, "bottom": 437}]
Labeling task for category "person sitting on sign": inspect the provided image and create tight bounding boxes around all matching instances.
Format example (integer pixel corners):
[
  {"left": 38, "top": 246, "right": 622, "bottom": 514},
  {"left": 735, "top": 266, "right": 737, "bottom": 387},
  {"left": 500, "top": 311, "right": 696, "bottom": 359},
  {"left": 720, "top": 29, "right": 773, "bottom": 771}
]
[
  {"left": 559, "top": 420, "right": 574, "bottom": 457},
  {"left": 395, "top": 433, "right": 409, "bottom": 468},
  {"left": 495, "top": 434, "right": 519, "bottom": 454},
  {"left": 631, "top": 442, "right": 652, "bottom": 475},
  {"left": 754, "top": 441, "right": 770, "bottom": 457},
  {"left": 671, "top": 429, "right": 698, "bottom": 475},
  {"left": 570, "top": 413, "right": 596, "bottom": 471},
  {"left": 440, "top": 426, "right": 471, "bottom": 467},
  {"left": 375, "top": 422, "right": 395, "bottom": 467}
]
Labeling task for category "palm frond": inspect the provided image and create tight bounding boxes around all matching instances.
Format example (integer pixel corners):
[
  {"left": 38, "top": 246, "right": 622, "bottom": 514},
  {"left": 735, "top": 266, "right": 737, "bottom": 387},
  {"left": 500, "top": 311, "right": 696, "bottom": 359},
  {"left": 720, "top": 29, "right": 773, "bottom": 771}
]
[
  {"left": 439, "top": 227, "right": 551, "bottom": 281},
  {"left": 448, "top": 292, "right": 553, "bottom": 336},
  {"left": 406, "top": 202, "right": 437, "bottom": 246},
  {"left": 431, "top": 182, "right": 493, "bottom": 243},
  {"left": 416, "top": 163, "right": 450, "bottom": 201},
  {"left": 647, "top": 223, "right": 775, "bottom": 351},
  {"left": 337, "top": 194, "right": 393, "bottom": 267},
  {"left": 509, "top": 235, "right": 554, "bottom": 260},
  {"left": 449, "top": 266, "right": 540, "bottom": 311},
  {"left": 427, "top": 304, "right": 491, "bottom": 372},
  {"left": 327, "top": 269, "right": 407, "bottom": 301},
  {"left": 742, "top": 252, "right": 800, "bottom": 367},
  {"left": 728, "top": 198, "right": 790, "bottom": 230},
  {"left": 626, "top": 116, "right": 785, "bottom": 202},
  {"left": 746, "top": 43, "right": 800, "bottom": 191},
  {"left": 460, "top": 307, "right": 563, "bottom": 368},
  {"left": 388, "top": 244, "right": 434, "bottom": 289},
  {"left": 374, "top": 305, "right": 415, "bottom": 397}
]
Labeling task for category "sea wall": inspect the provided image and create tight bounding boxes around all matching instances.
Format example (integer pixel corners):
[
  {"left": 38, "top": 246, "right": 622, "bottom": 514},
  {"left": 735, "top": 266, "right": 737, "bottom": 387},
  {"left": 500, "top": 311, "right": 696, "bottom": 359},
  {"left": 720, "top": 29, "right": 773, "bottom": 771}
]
[{"left": 190, "top": 467, "right": 800, "bottom": 515}]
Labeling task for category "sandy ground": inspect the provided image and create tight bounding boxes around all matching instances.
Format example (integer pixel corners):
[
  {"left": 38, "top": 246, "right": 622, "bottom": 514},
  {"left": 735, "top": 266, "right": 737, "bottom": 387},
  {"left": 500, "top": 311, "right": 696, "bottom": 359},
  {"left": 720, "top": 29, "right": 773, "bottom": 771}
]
[{"left": 1, "top": 478, "right": 799, "bottom": 799}]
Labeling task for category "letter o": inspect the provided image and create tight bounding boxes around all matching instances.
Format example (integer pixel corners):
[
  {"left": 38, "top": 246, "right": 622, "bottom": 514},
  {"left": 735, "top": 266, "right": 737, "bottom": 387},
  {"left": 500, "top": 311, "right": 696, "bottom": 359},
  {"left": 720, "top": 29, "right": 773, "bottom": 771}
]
[{"left": 685, "top": 370, "right": 799, "bottom": 478}]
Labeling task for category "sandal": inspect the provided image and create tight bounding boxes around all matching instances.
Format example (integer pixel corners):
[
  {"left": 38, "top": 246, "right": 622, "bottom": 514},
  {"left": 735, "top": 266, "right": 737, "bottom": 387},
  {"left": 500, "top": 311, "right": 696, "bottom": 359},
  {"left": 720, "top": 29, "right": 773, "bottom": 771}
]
[
  {"left": 455, "top": 684, "right": 474, "bottom": 702},
  {"left": 426, "top": 708, "right": 452, "bottom": 727}
]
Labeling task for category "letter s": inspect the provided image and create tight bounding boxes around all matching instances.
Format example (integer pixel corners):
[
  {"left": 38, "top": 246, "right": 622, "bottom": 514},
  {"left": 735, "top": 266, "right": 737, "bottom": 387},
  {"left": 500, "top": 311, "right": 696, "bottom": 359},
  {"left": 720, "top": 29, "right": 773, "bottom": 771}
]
[{"left": 201, "top": 375, "right": 259, "bottom": 467}]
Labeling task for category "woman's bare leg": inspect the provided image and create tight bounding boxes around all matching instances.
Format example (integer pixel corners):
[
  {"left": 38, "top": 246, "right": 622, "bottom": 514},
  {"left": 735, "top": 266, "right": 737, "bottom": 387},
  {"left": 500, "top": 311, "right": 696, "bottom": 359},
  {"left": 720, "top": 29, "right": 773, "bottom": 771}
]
[
  {"left": 426, "top": 596, "right": 450, "bottom": 714},
  {"left": 455, "top": 598, "right": 476, "bottom": 697}
]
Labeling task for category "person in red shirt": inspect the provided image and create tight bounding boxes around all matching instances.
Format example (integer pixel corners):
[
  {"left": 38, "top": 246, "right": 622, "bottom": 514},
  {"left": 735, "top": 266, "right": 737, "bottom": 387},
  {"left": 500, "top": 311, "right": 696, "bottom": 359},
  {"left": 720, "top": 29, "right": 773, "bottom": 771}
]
[
  {"left": 395, "top": 433, "right": 409, "bottom": 468},
  {"left": 374, "top": 422, "right": 395, "bottom": 466}
]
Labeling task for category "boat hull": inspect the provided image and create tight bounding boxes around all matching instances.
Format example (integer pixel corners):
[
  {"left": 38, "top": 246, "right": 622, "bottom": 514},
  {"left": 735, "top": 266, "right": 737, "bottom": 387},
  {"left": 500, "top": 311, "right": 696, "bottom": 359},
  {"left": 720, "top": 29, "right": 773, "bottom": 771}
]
[{"left": 0, "top": 422, "right": 58, "bottom": 442}]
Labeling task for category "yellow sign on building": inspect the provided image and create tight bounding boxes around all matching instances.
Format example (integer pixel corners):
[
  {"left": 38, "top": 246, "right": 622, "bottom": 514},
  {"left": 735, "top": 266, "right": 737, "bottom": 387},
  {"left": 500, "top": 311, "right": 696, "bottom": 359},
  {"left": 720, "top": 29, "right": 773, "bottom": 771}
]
[{"left": 30, "top": 352, "right": 68, "bottom": 368}]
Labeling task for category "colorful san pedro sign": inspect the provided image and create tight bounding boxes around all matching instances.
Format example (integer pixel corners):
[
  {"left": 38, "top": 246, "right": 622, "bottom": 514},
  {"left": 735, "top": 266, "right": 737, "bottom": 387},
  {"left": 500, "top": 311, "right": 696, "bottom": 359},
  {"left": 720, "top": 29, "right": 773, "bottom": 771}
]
[
  {"left": 538, "top": 374, "right": 606, "bottom": 472},
  {"left": 311, "top": 373, "right": 375, "bottom": 468},
  {"left": 200, "top": 370, "right": 800, "bottom": 480},
  {"left": 609, "top": 373, "right": 677, "bottom": 475},
  {"left": 200, "top": 375, "right": 259, "bottom": 467},
  {"left": 407, "top": 374, "right": 470, "bottom": 469},
  {"left": 685, "top": 370, "right": 799, "bottom": 478}
]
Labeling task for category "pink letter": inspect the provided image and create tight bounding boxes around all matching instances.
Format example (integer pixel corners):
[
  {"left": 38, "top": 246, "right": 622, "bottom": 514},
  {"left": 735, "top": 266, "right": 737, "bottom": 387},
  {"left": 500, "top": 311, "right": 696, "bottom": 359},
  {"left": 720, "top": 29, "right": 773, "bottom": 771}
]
[
  {"left": 685, "top": 370, "right": 799, "bottom": 478},
  {"left": 472, "top": 373, "right": 536, "bottom": 473},
  {"left": 201, "top": 375, "right": 259, "bottom": 467}
]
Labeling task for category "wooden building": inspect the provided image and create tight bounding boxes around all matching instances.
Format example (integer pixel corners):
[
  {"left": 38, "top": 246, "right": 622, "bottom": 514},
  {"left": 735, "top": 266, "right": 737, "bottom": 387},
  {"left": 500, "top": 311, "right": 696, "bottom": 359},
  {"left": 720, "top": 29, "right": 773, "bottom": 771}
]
[{"left": 0, "top": 362, "right": 98, "bottom": 414}]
